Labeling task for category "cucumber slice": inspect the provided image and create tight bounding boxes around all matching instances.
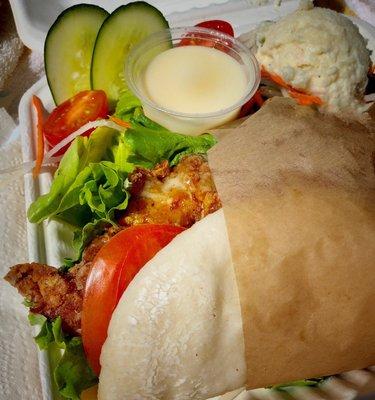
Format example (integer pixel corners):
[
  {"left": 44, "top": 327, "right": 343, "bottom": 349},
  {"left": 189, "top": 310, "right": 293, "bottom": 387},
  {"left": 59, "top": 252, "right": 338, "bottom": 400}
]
[
  {"left": 45, "top": 4, "right": 108, "bottom": 105},
  {"left": 91, "top": 2, "right": 169, "bottom": 110}
]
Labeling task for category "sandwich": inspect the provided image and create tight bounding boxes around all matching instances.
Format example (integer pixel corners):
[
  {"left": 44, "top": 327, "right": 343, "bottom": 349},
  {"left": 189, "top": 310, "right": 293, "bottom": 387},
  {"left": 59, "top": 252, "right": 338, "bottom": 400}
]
[{"left": 5, "top": 97, "right": 375, "bottom": 399}]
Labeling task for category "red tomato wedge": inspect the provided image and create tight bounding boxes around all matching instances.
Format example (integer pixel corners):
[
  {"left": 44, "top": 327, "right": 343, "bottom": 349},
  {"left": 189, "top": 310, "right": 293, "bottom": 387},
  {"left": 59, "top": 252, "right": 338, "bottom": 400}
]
[
  {"left": 195, "top": 20, "right": 234, "bottom": 37},
  {"left": 43, "top": 90, "right": 108, "bottom": 155},
  {"left": 179, "top": 19, "right": 234, "bottom": 47},
  {"left": 82, "top": 224, "right": 185, "bottom": 375},
  {"left": 239, "top": 90, "right": 264, "bottom": 117}
]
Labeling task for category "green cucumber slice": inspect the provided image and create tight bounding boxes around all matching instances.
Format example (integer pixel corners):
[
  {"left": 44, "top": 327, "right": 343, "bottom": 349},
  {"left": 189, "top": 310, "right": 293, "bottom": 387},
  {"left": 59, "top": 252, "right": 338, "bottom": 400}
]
[
  {"left": 91, "top": 2, "right": 169, "bottom": 110},
  {"left": 45, "top": 4, "right": 109, "bottom": 105}
]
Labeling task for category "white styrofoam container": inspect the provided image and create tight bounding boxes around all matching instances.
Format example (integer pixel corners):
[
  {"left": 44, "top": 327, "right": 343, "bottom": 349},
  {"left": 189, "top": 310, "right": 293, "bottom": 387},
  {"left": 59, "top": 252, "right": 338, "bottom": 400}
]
[
  {"left": 8, "top": 0, "right": 228, "bottom": 52},
  {"left": 13, "top": 0, "right": 375, "bottom": 399},
  {"left": 9, "top": 0, "right": 302, "bottom": 52}
]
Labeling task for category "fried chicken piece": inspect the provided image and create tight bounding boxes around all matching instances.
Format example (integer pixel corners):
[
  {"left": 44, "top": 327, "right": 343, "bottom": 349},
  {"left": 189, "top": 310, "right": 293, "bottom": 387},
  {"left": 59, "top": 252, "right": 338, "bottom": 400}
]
[
  {"left": 4, "top": 226, "right": 121, "bottom": 335},
  {"left": 119, "top": 155, "right": 221, "bottom": 228},
  {"left": 5, "top": 155, "right": 221, "bottom": 334},
  {"left": 5, "top": 263, "right": 82, "bottom": 335}
]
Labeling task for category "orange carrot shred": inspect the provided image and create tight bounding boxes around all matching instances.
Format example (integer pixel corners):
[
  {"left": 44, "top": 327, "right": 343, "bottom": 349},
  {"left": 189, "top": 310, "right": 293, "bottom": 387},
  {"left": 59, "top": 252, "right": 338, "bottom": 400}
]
[
  {"left": 109, "top": 115, "right": 131, "bottom": 129},
  {"left": 288, "top": 89, "right": 323, "bottom": 106},
  {"left": 32, "top": 95, "right": 45, "bottom": 179},
  {"left": 261, "top": 67, "right": 323, "bottom": 106},
  {"left": 261, "top": 68, "right": 289, "bottom": 89}
]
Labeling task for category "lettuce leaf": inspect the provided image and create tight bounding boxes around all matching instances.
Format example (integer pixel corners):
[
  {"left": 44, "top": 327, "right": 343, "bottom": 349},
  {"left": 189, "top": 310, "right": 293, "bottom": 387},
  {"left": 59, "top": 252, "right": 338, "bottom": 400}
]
[
  {"left": 28, "top": 127, "right": 132, "bottom": 226},
  {"left": 270, "top": 377, "right": 327, "bottom": 392},
  {"left": 116, "top": 91, "right": 217, "bottom": 168},
  {"left": 29, "top": 314, "right": 97, "bottom": 400},
  {"left": 55, "top": 337, "right": 97, "bottom": 400},
  {"left": 114, "top": 89, "right": 142, "bottom": 122},
  {"left": 126, "top": 126, "right": 216, "bottom": 169},
  {"left": 28, "top": 127, "right": 132, "bottom": 262},
  {"left": 66, "top": 217, "right": 120, "bottom": 268}
]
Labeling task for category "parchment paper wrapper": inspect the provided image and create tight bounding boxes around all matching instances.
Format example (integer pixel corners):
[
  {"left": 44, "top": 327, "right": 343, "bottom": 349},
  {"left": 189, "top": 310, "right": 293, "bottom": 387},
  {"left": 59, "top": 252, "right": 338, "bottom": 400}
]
[{"left": 208, "top": 97, "right": 375, "bottom": 389}]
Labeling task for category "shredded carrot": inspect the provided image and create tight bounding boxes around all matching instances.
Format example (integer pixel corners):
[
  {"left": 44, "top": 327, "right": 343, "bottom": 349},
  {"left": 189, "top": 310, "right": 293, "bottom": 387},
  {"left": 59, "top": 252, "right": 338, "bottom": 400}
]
[
  {"left": 288, "top": 89, "right": 323, "bottom": 106},
  {"left": 261, "top": 67, "right": 323, "bottom": 106},
  {"left": 261, "top": 68, "right": 289, "bottom": 89},
  {"left": 108, "top": 115, "right": 131, "bottom": 129},
  {"left": 32, "top": 95, "right": 45, "bottom": 178}
]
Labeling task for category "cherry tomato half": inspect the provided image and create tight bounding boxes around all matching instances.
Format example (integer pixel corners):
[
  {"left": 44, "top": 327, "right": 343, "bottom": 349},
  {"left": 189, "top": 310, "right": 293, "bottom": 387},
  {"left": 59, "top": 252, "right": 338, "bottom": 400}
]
[
  {"left": 43, "top": 90, "right": 108, "bottom": 155},
  {"left": 239, "top": 90, "right": 264, "bottom": 118},
  {"left": 195, "top": 20, "right": 234, "bottom": 37},
  {"left": 81, "top": 224, "right": 185, "bottom": 375},
  {"left": 179, "top": 19, "right": 234, "bottom": 47}
]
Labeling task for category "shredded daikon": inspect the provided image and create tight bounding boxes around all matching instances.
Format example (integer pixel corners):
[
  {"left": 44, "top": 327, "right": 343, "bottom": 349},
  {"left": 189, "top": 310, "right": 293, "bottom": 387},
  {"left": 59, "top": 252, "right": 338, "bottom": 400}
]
[
  {"left": 45, "top": 119, "right": 125, "bottom": 159},
  {"left": 0, "top": 120, "right": 125, "bottom": 184}
]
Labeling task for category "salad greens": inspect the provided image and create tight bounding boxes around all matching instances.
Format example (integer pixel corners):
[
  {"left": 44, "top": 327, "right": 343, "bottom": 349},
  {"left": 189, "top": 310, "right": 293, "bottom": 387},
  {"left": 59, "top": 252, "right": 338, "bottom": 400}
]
[
  {"left": 126, "top": 117, "right": 217, "bottom": 169},
  {"left": 28, "top": 90, "right": 217, "bottom": 261},
  {"left": 115, "top": 91, "right": 217, "bottom": 168},
  {"left": 28, "top": 126, "right": 132, "bottom": 225},
  {"left": 29, "top": 314, "right": 97, "bottom": 400},
  {"left": 114, "top": 88, "right": 142, "bottom": 121}
]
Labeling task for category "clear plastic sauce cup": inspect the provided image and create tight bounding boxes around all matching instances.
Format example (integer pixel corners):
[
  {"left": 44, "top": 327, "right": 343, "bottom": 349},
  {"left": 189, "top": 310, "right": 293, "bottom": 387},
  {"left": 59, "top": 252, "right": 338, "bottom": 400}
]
[{"left": 126, "top": 27, "right": 260, "bottom": 135}]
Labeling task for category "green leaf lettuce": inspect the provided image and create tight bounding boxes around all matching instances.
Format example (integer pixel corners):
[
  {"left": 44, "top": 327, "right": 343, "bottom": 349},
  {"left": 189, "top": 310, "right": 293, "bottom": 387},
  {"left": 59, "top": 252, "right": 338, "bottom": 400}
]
[
  {"left": 28, "top": 127, "right": 132, "bottom": 226},
  {"left": 29, "top": 314, "right": 97, "bottom": 400},
  {"left": 270, "top": 377, "right": 328, "bottom": 392},
  {"left": 114, "top": 89, "right": 142, "bottom": 122}
]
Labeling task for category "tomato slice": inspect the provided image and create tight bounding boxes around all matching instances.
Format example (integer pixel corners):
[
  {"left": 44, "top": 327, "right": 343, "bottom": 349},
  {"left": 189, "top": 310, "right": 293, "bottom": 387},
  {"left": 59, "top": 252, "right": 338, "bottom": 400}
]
[
  {"left": 81, "top": 224, "right": 185, "bottom": 375},
  {"left": 195, "top": 20, "right": 234, "bottom": 37},
  {"left": 179, "top": 19, "right": 234, "bottom": 47},
  {"left": 43, "top": 90, "right": 108, "bottom": 155}
]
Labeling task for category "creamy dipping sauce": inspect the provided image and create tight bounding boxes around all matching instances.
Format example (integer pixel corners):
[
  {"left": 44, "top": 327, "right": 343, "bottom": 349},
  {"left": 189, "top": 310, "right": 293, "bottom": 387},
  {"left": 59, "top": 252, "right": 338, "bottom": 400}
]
[{"left": 143, "top": 45, "right": 248, "bottom": 115}]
